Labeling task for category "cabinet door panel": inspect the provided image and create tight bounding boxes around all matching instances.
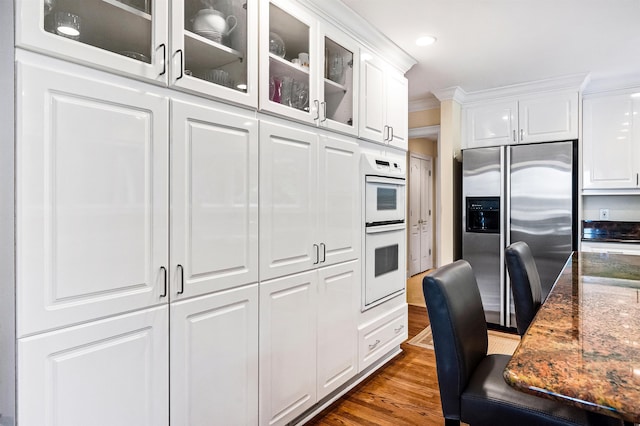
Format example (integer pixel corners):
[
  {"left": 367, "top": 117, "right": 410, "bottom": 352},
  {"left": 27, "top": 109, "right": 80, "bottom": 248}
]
[
  {"left": 464, "top": 101, "right": 517, "bottom": 148},
  {"left": 318, "top": 133, "right": 360, "bottom": 265},
  {"left": 317, "top": 261, "right": 359, "bottom": 400},
  {"left": 16, "top": 60, "right": 168, "bottom": 337},
  {"left": 583, "top": 95, "right": 639, "bottom": 189},
  {"left": 260, "top": 271, "right": 317, "bottom": 426},
  {"left": 172, "top": 99, "right": 258, "bottom": 298},
  {"left": 519, "top": 92, "right": 578, "bottom": 143},
  {"left": 171, "top": 284, "right": 258, "bottom": 426},
  {"left": 358, "top": 50, "right": 386, "bottom": 142},
  {"left": 386, "top": 70, "right": 408, "bottom": 150},
  {"left": 16, "top": 0, "right": 168, "bottom": 84},
  {"left": 18, "top": 306, "right": 168, "bottom": 426},
  {"left": 260, "top": 120, "right": 318, "bottom": 280}
]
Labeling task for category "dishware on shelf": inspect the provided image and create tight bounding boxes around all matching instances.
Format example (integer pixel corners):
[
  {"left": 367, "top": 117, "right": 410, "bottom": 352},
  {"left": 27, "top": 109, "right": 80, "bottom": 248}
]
[
  {"left": 119, "top": 51, "right": 150, "bottom": 63},
  {"left": 280, "top": 76, "right": 294, "bottom": 107},
  {"left": 269, "top": 77, "right": 282, "bottom": 103},
  {"left": 328, "top": 54, "right": 345, "bottom": 84},
  {"left": 190, "top": 8, "right": 237, "bottom": 41},
  {"left": 298, "top": 52, "right": 309, "bottom": 67},
  {"left": 44, "top": 0, "right": 55, "bottom": 16},
  {"left": 54, "top": 11, "right": 81, "bottom": 41},
  {"left": 293, "top": 81, "right": 309, "bottom": 111},
  {"left": 269, "top": 32, "right": 285, "bottom": 57},
  {"left": 201, "top": 69, "right": 230, "bottom": 86}
]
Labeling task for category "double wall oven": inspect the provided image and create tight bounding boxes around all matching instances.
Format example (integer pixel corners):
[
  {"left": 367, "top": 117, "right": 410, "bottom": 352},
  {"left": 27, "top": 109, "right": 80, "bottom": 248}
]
[{"left": 362, "top": 153, "right": 406, "bottom": 310}]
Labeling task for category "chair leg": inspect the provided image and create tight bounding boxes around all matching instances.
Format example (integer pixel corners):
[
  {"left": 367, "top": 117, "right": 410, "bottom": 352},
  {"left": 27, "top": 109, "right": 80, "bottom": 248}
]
[{"left": 444, "top": 419, "right": 460, "bottom": 426}]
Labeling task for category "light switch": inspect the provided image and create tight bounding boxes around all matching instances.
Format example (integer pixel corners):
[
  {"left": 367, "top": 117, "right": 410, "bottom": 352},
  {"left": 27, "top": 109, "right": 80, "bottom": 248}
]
[{"left": 599, "top": 208, "right": 610, "bottom": 220}]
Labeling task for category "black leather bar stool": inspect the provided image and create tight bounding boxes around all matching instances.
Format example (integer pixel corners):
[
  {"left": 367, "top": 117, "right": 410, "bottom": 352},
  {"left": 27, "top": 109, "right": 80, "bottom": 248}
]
[
  {"left": 422, "top": 260, "right": 622, "bottom": 426},
  {"left": 505, "top": 241, "right": 542, "bottom": 336}
]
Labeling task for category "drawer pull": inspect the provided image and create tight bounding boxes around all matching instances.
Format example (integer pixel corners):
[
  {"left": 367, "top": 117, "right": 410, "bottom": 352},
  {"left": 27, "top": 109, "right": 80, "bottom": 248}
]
[
  {"left": 394, "top": 325, "right": 405, "bottom": 334},
  {"left": 368, "top": 339, "right": 381, "bottom": 350}
]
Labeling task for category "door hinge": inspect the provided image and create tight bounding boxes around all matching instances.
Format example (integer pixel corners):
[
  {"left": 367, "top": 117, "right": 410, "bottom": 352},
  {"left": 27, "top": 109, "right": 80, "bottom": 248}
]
[
  {"left": 429, "top": 170, "right": 431, "bottom": 177},
  {"left": 429, "top": 249, "right": 431, "bottom": 255},
  {"left": 429, "top": 209, "right": 431, "bottom": 216}
]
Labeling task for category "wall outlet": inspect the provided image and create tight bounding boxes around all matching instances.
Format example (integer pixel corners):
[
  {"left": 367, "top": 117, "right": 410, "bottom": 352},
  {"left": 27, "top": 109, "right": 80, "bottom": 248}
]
[{"left": 599, "top": 208, "right": 610, "bottom": 220}]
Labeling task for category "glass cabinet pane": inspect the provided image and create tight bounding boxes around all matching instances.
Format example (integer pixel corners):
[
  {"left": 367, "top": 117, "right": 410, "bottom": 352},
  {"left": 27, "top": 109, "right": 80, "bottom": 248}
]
[
  {"left": 183, "top": 0, "right": 248, "bottom": 92},
  {"left": 42, "top": 0, "right": 153, "bottom": 64},
  {"left": 268, "top": 3, "right": 311, "bottom": 112},
  {"left": 324, "top": 37, "right": 354, "bottom": 126}
]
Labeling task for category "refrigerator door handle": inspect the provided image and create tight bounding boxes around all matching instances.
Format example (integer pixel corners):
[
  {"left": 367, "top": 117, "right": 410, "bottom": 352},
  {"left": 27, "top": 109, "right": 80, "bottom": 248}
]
[{"left": 503, "top": 146, "right": 512, "bottom": 327}]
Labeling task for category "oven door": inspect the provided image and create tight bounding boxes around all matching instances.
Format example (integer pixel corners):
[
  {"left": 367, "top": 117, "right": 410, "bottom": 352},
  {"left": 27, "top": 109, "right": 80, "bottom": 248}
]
[
  {"left": 365, "top": 176, "right": 405, "bottom": 225},
  {"left": 364, "top": 222, "right": 406, "bottom": 309}
]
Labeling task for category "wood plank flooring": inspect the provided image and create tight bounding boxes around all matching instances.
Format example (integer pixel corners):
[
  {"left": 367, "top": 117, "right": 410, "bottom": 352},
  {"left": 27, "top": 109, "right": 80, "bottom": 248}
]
[{"left": 306, "top": 305, "right": 447, "bottom": 426}]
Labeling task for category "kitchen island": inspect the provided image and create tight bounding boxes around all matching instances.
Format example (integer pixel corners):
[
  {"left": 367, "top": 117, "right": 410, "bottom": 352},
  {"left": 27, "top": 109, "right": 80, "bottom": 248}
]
[{"left": 504, "top": 251, "right": 640, "bottom": 424}]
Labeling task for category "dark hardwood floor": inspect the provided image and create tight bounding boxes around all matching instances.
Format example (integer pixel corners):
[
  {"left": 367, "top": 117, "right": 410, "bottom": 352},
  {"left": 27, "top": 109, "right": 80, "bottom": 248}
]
[{"left": 307, "top": 305, "right": 447, "bottom": 426}]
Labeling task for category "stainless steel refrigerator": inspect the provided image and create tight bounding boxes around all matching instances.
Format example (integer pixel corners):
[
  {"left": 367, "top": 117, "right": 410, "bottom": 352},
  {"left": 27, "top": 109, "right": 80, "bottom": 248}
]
[{"left": 461, "top": 141, "right": 577, "bottom": 328}]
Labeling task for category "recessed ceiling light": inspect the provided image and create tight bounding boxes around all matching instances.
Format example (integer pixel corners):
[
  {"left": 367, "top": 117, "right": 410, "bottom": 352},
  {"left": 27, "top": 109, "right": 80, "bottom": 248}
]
[{"left": 416, "top": 35, "right": 437, "bottom": 46}]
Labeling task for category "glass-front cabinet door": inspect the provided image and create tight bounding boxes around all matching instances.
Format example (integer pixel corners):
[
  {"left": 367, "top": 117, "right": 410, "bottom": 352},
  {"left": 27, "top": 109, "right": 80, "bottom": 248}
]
[
  {"left": 318, "top": 24, "right": 358, "bottom": 136},
  {"left": 259, "top": 0, "right": 317, "bottom": 124},
  {"left": 16, "top": 0, "right": 168, "bottom": 84},
  {"left": 171, "top": 0, "right": 258, "bottom": 107}
]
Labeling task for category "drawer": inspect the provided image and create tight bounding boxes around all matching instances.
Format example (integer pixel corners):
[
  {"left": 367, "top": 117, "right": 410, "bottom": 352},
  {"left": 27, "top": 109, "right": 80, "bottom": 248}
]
[
  {"left": 358, "top": 303, "right": 407, "bottom": 372},
  {"left": 580, "top": 241, "right": 640, "bottom": 256}
]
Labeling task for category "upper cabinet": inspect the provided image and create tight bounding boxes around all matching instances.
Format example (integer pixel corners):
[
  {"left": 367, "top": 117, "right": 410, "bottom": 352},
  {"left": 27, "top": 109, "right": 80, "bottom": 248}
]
[
  {"left": 170, "top": 0, "right": 258, "bottom": 107},
  {"left": 463, "top": 91, "right": 579, "bottom": 149},
  {"left": 583, "top": 91, "right": 640, "bottom": 190},
  {"left": 358, "top": 49, "right": 408, "bottom": 150},
  {"left": 17, "top": 0, "right": 169, "bottom": 85},
  {"left": 259, "top": 0, "right": 359, "bottom": 136}
]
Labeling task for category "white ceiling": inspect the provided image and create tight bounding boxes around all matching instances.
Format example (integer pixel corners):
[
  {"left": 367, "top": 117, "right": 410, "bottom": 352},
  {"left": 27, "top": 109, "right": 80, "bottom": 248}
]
[{"left": 340, "top": 0, "right": 640, "bottom": 104}]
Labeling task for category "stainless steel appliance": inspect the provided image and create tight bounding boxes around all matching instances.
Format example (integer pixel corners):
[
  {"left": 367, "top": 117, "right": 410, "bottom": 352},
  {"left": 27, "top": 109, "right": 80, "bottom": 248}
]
[
  {"left": 362, "top": 152, "right": 406, "bottom": 310},
  {"left": 461, "top": 141, "right": 577, "bottom": 327}
]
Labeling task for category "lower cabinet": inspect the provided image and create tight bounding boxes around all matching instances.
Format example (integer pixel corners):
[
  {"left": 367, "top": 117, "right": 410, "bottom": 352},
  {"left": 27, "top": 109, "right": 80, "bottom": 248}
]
[
  {"left": 260, "top": 260, "right": 359, "bottom": 426},
  {"left": 170, "top": 284, "right": 259, "bottom": 426},
  {"left": 18, "top": 306, "right": 169, "bottom": 426},
  {"left": 358, "top": 303, "right": 407, "bottom": 372}
]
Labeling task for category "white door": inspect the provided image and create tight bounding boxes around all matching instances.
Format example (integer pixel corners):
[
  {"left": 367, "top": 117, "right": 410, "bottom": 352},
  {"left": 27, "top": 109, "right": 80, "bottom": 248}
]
[
  {"left": 260, "top": 271, "right": 317, "bottom": 426},
  {"left": 464, "top": 100, "right": 518, "bottom": 148},
  {"left": 518, "top": 92, "right": 578, "bottom": 144},
  {"left": 317, "top": 261, "right": 359, "bottom": 400},
  {"left": 16, "top": 59, "right": 169, "bottom": 337},
  {"left": 259, "top": 119, "right": 319, "bottom": 280},
  {"left": 409, "top": 155, "right": 433, "bottom": 276},
  {"left": 170, "top": 284, "right": 258, "bottom": 426},
  {"left": 386, "top": 70, "right": 408, "bottom": 150},
  {"left": 358, "top": 49, "right": 386, "bottom": 142},
  {"left": 171, "top": 99, "right": 258, "bottom": 299},
  {"left": 583, "top": 94, "right": 640, "bottom": 189},
  {"left": 318, "top": 132, "right": 360, "bottom": 266},
  {"left": 18, "top": 306, "right": 168, "bottom": 426}
]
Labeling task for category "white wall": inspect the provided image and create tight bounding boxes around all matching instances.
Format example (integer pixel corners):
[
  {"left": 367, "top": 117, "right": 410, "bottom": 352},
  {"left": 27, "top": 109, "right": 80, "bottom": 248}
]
[{"left": 582, "top": 195, "right": 640, "bottom": 221}]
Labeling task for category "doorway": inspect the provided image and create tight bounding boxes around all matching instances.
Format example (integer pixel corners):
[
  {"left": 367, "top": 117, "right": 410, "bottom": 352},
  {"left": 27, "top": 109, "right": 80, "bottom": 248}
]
[{"left": 409, "top": 153, "right": 433, "bottom": 276}]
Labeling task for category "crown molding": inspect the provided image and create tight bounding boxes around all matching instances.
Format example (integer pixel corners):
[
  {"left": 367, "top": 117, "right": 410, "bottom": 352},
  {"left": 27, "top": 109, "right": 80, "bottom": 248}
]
[
  {"left": 301, "top": 0, "right": 417, "bottom": 73},
  {"left": 409, "top": 125, "right": 440, "bottom": 139},
  {"left": 409, "top": 97, "right": 440, "bottom": 112},
  {"left": 460, "top": 73, "right": 590, "bottom": 104},
  {"left": 433, "top": 87, "right": 467, "bottom": 104},
  {"left": 582, "top": 73, "right": 640, "bottom": 95}
]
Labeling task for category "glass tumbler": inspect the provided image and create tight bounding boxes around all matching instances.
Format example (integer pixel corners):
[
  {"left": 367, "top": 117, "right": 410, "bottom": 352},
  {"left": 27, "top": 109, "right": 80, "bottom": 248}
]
[{"left": 55, "top": 11, "right": 81, "bottom": 40}]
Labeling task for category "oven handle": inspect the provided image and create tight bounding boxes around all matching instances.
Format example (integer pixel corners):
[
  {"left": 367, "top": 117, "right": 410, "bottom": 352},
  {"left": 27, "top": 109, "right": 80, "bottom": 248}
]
[
  {"left": 365, "top": 175, "right": 406, "bottom": 186},
  {"left": 365, "top": 223, "right": 406, "bottom": 234}
]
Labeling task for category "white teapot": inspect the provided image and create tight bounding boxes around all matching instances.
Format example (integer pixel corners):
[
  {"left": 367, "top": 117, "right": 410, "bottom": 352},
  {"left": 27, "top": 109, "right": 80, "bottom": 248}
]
[{"left": 190, "top": 7, "right": 237, "bottom": 37}]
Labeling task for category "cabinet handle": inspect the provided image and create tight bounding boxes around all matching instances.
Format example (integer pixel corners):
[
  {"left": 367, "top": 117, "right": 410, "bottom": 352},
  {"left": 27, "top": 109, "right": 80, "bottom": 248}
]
[
  {"left": 637, "top": 173, "right": 639, "bottom": 186},
  {"left": 368, "top": 339, "right": 381, "bottom": 350},
  {"left": 160, "top": 266, "right": 167, "bottom": 298},
  {"left": 158, "top": 43, "right": 166, "bottom": 76},
  {"left": 389, "top": 126, "right": 394, "bottom": 141},
  {"left": 177, "top": 264, "right": 184, "bottom": 295},
  {"left": 175, "top": 49, "right": 184, "bottom": 80},
  {"left": 520, "top": 129, "right": 524, "bottom": 141},
  {"left": 383, "top": 125, "right": 389, "bottom": 141},
  {"left": 394, "top": 325, "right": 405, "bottom": 334},
  {"left": 313, "top": 100, "right": 320, "bottom": 121},
  {"left": 512, "top": 129, "right": 516, "bottom": 142},
  {"left": 320, "top": 243, "right": 326, "bottom": 263},
  {"left": 320, "top": 102, "right": 327, "bottom": 122},
  {"left": 313, "top": 244, "right": 319, "bottom": 264}
]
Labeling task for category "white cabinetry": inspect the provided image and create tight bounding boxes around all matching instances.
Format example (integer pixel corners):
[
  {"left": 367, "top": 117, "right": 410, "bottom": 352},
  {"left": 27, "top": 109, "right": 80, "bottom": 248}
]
[
  {"left": 171, "top": 98, "right": 258, "bottom": 299},
  {"left": 580, "top": 241, "right": 640, "bottom": 255},
  {"left": 259, "top": 118, "right": 360, "bottom": 281},
  {"left": 259, "top": 0, "right": 359, "bottom": 135},
  {"left": 170, "top": 284, "right": 258, "bottom": 426},
  {"left": 358, "top": 49, "right": 408, "bottom": 149},
  {"left": 260, "top": 260, "right": 359, "bottom": 426},
  {"left": 582, "top": 92, "right": 640, "bottom": 190},
  {"left": 16, "top": 57, "right": 169, "bottom": 337},
  {"left": 17, "top": 0, "right": 168, "bottom": 84},
  {"left": 463, "top": 91, "right": 578, "bottom": 148},
  {"left": 358, "top": 303, "right": 407, "bottom": 372},
  {"left": 18, "top": 306, "right": 169, "bottom": 426}
]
